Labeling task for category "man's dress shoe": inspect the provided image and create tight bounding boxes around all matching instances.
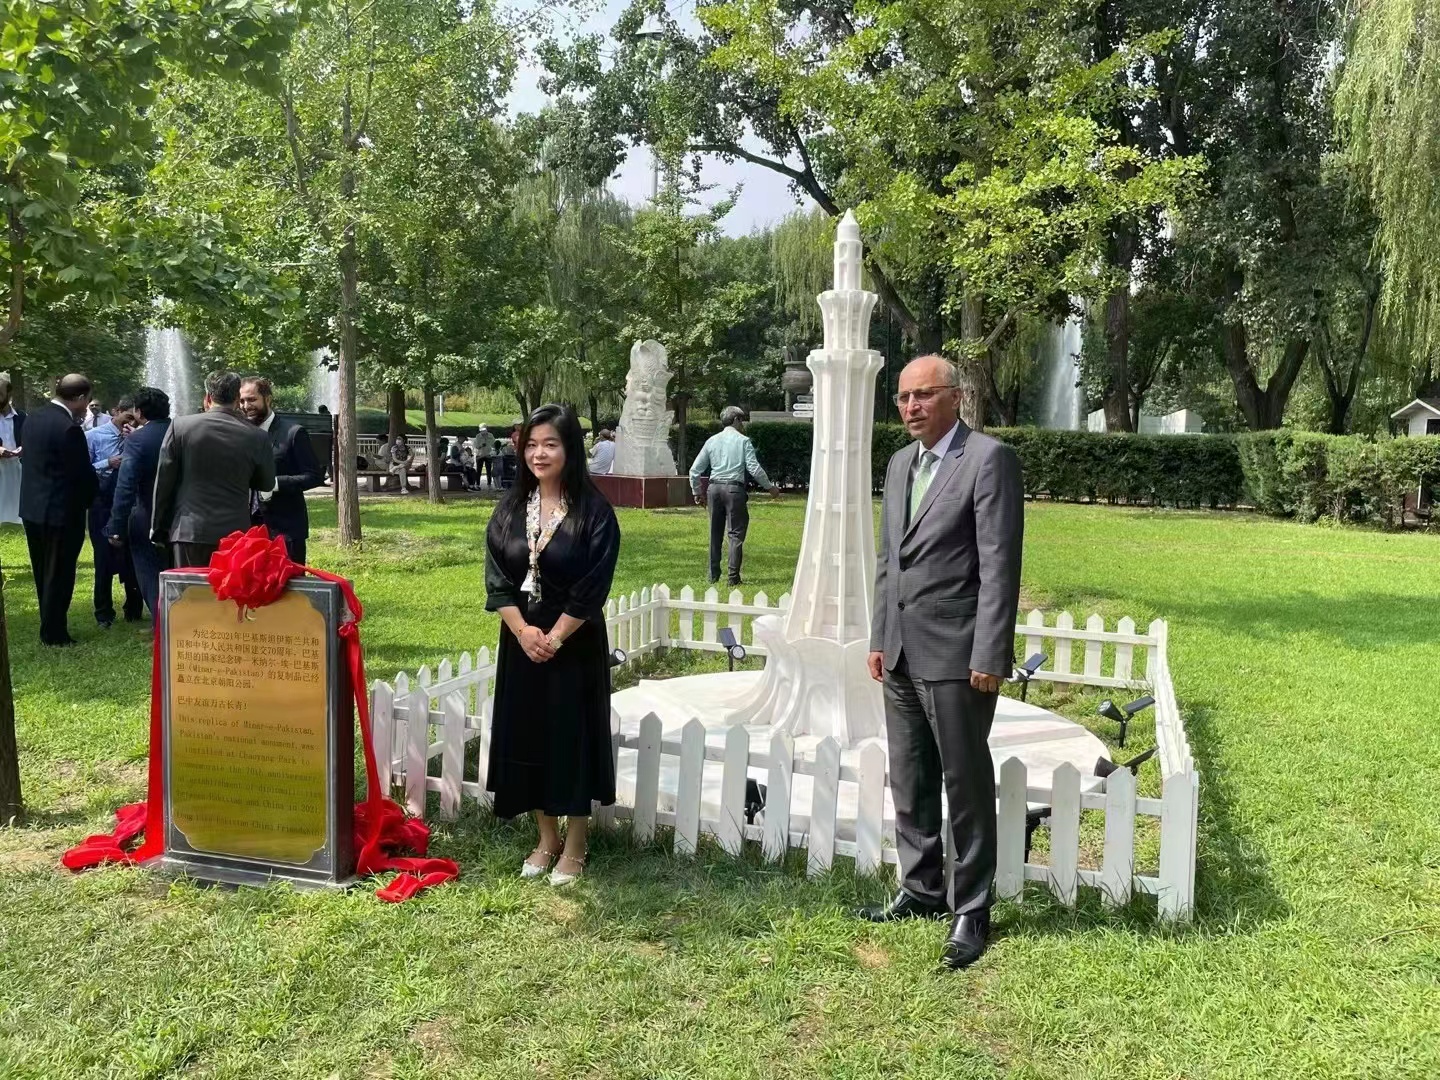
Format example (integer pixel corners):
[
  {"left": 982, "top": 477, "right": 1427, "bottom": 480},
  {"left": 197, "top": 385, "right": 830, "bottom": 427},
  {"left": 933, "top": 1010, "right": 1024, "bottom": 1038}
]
[
  {"left": 855, "top": 890, "right": 948, "bottom": 923},
  {"left": 942, "top": 911, "right": 990, "bottom": 970}
]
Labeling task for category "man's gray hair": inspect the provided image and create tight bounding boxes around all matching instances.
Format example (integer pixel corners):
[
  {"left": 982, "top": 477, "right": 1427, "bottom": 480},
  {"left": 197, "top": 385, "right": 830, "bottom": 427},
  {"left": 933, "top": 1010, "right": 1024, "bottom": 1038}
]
[
  {"left": 205, "top": 370, "right": 242, "bottom": 405},
  {"left": 0, "top": 373, "right": 10, "bottom": 394},
  {"left": 721, "top": 405, "right": 748, "bottom": 428},
  {"left": 911, "top": 353, "right": 960, "bottom": 387}
]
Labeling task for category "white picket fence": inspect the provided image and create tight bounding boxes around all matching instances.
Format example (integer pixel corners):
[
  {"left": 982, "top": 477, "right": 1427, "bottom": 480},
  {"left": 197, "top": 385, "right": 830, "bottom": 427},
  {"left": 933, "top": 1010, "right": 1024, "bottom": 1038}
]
[{"left": 371, "top": 588, "right": 1199, "bottom": 920}]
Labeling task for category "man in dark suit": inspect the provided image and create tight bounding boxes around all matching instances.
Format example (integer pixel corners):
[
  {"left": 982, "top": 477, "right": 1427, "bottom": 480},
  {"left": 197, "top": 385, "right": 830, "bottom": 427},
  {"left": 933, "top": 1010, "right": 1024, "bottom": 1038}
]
[
  {"left": 152, "top": 371, "right": 275, "bottom": 568},
  {"left": 238, "top": 376, "right": 322, "bottom": 565},
  {"left": 862, "top": 355, "right": 1024, "bottom": 971},
  {"left": 19, "top": 373, "right": 98, "bottom": 646},
  {"left": 106, "top": 387, "right": 172, "bottom": 619},
  {"left": 85, "top": 395, "right": 142, "bottom": 627}
]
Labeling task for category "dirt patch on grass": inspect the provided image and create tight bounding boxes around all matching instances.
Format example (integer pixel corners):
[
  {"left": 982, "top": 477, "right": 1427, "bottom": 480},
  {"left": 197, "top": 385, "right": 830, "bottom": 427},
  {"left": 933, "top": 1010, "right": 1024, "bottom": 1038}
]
[
  {"left": 410, "top": 1017, "right": 460, "bottom": 1065},
  {"left": 853, "top": 941, "right": 890, "bottom": 969}
]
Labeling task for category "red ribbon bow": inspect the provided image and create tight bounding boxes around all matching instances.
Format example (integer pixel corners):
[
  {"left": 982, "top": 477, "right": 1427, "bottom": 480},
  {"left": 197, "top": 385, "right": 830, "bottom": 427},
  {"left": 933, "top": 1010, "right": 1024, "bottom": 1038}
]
[{"left": 61, "top": 527, "right": 459, "bottom": 902}]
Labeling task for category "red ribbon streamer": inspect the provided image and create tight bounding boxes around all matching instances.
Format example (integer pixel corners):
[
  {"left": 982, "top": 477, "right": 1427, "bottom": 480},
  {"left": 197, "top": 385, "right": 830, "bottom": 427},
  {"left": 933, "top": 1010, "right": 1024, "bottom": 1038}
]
[{"left": 61, "top": 527, "right": 459, "bottom": 901}]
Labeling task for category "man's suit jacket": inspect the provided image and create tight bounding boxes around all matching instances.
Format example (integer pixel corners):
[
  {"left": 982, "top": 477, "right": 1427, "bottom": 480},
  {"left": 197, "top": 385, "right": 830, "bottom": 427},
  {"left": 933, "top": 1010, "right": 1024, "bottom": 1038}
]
[
  {"left": 152, "top": 408, "right": 275, "bottom": 545},
  {"left": 256, "top": 415, "right": 322, "bottom": 541},
  {"left": 18, "top": 402, "right": 96, "bottom": 526},
  {"left": 106, "top": 418, "right": 170, "bottom": 540},
  {"left": 870, "top": 420, "right": 1024, "bottom": 682}
]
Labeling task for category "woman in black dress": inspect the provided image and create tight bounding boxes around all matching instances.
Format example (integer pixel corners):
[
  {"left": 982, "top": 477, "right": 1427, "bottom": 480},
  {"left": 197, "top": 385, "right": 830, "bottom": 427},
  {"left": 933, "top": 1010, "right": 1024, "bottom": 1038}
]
[{"left": 485, "top": 404, "right": 621, "bottom": 885}]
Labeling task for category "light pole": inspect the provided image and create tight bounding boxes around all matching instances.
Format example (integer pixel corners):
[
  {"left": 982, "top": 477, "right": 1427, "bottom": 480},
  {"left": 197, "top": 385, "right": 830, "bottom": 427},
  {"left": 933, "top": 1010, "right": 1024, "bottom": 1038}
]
[{"left": 632, "top": 28, "right": 665, "bottom": 202}]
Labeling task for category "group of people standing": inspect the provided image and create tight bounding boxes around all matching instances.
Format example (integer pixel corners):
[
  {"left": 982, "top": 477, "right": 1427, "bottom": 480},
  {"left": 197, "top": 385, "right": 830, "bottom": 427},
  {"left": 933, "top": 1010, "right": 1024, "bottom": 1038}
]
[{"left": 6, "top": 370, "right": 321, "bottom": 647}]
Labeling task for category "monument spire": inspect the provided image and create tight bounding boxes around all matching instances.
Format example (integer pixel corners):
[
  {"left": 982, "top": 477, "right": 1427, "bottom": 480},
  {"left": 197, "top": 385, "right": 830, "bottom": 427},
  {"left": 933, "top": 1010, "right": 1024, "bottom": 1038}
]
[{"left": 729, "top": 209, "right": 885, "bottom": 746}]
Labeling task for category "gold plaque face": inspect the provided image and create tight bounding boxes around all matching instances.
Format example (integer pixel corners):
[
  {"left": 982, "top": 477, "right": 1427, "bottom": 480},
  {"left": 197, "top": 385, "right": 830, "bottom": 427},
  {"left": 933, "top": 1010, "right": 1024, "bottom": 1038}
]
[{"left": 167, "top": 586, "right": 330, "bottom": 864}]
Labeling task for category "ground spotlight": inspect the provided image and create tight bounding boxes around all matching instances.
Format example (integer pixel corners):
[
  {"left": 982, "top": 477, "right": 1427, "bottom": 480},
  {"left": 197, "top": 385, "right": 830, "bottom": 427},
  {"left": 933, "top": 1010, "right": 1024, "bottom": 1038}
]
[
  {"left": 1097, "top": 694, "right": 1155, "bottom": 747},
  {"left": 1009, "top": 652, "right": 1048, "bottom": 701},
  {"left": 1024, "top": 806, "right": 1049, "bottom": 862},
  {"left": 1094, "top": 746, "right": 1158, "bottom": 778},
  {"left": 745, "top": 779, "right": 767, "bottom": 824},
  {"left": 717, "top": 627, "right": 747, "bottom": 672}
]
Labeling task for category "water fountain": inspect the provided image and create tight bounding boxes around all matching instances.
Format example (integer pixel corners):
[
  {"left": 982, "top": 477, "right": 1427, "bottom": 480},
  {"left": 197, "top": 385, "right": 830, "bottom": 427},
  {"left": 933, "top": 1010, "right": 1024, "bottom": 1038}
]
[
  {"left": 143, "top": 328, "right": 200, "bottom": 415},
  {"left": 1038, "top": 313, "right": 1084, "bottom": 430},
  {"left": 308, "top": 349, "right": 339, "bottom": 413}
]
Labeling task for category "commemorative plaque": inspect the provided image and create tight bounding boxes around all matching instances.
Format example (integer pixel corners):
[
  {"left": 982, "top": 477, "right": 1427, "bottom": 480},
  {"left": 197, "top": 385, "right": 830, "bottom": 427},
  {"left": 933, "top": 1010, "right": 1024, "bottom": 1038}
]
[{"left": 157, "top": 572, "right": 355, "bottom": 887}]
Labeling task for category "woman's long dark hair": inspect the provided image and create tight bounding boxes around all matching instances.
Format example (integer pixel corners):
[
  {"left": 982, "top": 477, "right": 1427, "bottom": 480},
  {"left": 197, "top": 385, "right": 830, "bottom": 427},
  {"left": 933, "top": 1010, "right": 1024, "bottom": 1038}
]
[{"left": 491, "top": 404, "right": 600, "bottom": 538}]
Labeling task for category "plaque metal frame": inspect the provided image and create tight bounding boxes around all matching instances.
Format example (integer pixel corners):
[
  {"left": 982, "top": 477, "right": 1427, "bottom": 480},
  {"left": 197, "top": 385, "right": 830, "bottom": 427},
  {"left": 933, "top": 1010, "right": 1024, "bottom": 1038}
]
[{"left": 156, "top": 572, "right": 355, "bottom": 889}]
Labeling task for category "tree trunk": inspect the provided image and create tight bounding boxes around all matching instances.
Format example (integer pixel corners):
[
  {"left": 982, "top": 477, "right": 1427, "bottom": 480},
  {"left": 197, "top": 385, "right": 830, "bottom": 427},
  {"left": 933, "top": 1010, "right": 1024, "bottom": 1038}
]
[
  {"left": 1221, "top": 318, "right": 1309, "bottom": 430},
  {"left": 674, "top": 382, "right": 690, "bottom": 473},
  {"left": 957, "top": 297, "right": 987, "bottom": 431},
  {"left": 422, "top": 385, "right": 443, "bottom": 504},
  {"left": 334, "top": 72, "right": 362, "bottom": 547},
  {"left": 588, "top": 392, "right": 600, "bottom": 435},
  {"left": 0, "top": 565, "right": 22, "bottom": 823},
  {"left": 386, "top": 385, "right": 406, "bottom": 445},
  {"left": 1104, "top": 285, "right": 1134, "bottom": 431}
]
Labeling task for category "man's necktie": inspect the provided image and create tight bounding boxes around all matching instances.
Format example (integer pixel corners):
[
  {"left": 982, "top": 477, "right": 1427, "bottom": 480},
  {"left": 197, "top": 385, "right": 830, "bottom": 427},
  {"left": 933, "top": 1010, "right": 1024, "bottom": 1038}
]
[{"left": 909, "top": 450, "right": 938, "bottom": 522}]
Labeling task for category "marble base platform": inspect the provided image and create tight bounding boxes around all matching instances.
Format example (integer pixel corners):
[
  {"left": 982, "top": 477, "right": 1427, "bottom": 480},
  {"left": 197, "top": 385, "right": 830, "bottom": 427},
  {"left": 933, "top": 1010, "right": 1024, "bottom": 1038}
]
[
  {"left": 610, "top": 671, "right": 1108, "bottom": 841},
  {"left": 592, "top": 473, "right": 690, "bottom": 508}
]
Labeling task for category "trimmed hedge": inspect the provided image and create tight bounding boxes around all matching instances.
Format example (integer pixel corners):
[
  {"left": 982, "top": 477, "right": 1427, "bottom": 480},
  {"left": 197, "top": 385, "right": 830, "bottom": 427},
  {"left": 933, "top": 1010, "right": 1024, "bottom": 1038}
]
[{"left": 675, "top": 420, "right": 1439, "bottom": 526}]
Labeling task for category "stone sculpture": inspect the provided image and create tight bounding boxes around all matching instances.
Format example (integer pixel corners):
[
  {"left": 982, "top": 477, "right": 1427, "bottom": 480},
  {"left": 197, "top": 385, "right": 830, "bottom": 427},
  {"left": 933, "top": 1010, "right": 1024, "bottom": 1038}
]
[{"left": 613, "top": 339, "right": 678, "bottom": 476}]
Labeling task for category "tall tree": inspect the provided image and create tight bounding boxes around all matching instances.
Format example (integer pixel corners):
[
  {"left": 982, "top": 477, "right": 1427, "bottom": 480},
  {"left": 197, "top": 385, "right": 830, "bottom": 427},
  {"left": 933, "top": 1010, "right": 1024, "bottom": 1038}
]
[
  {"left": 610, "top": 161, "right": 760, "bottom": 465},
  {"left": 155, "top": 0, "right": 515, "bottom": 543},
  {"left": 546, "top": 0, "right": 1193, "bottom": 428},
  {"left": 0, "top": 0, "right": 298, "bottom": 820},
  {"left": 1335, "top": 0, "right": 1440, "bottom": 354}
]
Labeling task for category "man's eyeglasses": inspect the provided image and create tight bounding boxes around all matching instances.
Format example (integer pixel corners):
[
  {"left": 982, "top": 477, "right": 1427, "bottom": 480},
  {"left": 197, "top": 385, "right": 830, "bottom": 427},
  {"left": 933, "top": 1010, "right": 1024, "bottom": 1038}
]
[{"left": 893, "top": 385, "right": 955, "bottom": 407}]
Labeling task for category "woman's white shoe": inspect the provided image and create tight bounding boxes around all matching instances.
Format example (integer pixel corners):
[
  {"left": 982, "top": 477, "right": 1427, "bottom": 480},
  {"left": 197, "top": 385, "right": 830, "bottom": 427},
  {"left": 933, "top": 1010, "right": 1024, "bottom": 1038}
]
[
  {"left": 521, "top": 847, "right": 560, "bottom": 879},
  {"left": 549, "top": 853, "right": 586, "bottom": 887}
]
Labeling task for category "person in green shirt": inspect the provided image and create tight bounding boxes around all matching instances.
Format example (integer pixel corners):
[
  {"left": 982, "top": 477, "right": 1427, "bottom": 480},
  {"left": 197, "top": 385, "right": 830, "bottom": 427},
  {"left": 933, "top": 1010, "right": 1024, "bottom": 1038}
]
[{"left": 688, "top": 407, "right": 779, "bottom": 586}]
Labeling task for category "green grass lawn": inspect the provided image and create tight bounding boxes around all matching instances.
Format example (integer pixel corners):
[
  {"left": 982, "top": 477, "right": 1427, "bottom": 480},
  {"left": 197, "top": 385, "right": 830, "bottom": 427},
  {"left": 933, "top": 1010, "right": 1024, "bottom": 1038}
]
[{"left": 1, "top": 500, "right": 1436, "bottom": 1079}]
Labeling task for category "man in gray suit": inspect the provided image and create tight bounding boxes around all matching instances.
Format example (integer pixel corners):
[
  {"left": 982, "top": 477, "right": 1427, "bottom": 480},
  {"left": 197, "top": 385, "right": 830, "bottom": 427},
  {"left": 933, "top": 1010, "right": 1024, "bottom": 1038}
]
[
  {"left": 152, "top": 371, "right": 275, "bottom": 568},
  {"left": 861, "top": 354, "right": 1024, "bottom": 970}
]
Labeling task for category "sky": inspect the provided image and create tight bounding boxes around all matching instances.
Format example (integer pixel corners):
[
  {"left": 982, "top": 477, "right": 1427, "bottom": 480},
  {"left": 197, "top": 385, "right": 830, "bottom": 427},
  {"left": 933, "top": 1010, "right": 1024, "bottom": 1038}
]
[{"left": 503, "top": 0, "right": 812, "bottom": 236}]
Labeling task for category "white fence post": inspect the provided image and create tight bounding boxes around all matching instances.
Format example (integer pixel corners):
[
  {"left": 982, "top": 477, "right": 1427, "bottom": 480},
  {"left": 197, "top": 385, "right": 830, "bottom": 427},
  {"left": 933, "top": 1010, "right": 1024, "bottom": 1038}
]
[
  {"left": 763, "top": 730, "right": 794, "bottom": 863},
  {"left": 1158, "top": 769, "right": 1199, "bottom": 922},
  {"left": 371, "top": 680, "right": 393, "bottom": 796},
  {"left": 717, "top": 724, "right": 749, "bottom": 857},
  {"left": 1114, "top": 617, "right": 1136, "bottom": 682},
  {"left": 1054, "top": 611, "right": 1074, "bottom": 677},
  {"left": 633, "top": 712, "right": 663, "bottom": 845},
  {"left": 405, "top": 688, "right": 429, "bottom": 817},
  {"left": 855, "top": 742, "right": 887, "bottom": 876},
  {"left": 594, "top": 728, "right": 622, "bottom": 830},
  {"left": 807, "top": 738, "right": 841, "bottom": 878},
  {"left": 1049, "top": 762, "right": 1081, "bottom": 907},
  {"left": 675, "top": 718, "right": 706, "bottom": 857},
  {"left": 1025, "top": 609, "right": 1045, "bottom": 669},
  {"left": 678, "top": 586, "right": 695, "bottom": 644},
  {"left": 702, "top": 587, "right": 719, "bottom": 645},
  {"left": 439, "top": 691, "right": 464, "bottom": 821},
  {"left": 1083, "top": 615, "right": 1104, "bottom": 680},
  {"left": 655, "top": 584, "right": 672, "bottom": 647},
  {"left": 995, "top": 758, "right": 1027, "bottom": 900},
  {"left": 1100, "top": 767, "right": 1136, "bottom": 907}
]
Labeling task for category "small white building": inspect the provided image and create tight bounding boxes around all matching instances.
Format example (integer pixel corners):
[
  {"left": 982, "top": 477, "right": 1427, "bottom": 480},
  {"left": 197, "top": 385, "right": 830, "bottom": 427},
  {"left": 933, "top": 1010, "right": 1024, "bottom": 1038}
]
[{"left": 1390, "top": 398, "right": 1440, "bottom": 437}]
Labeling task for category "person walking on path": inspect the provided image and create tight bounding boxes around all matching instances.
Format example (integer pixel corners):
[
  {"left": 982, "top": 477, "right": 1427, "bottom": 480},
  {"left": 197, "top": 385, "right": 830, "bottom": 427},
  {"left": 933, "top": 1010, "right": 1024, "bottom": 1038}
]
[
  {"left": 484, "top": 404, "right": 621, "bottom": 887},
  {"left": 688, "top": 406, "right": 778, "bottom": 586},
  {"left": 860, "top": 354, "right": 1024, "bottom": 972},
  {"left": 152, "top": 371, "right": 275, "bottom": 568},
  {"left": 19, "top": 374, "right": 97, "bottom": 646}
]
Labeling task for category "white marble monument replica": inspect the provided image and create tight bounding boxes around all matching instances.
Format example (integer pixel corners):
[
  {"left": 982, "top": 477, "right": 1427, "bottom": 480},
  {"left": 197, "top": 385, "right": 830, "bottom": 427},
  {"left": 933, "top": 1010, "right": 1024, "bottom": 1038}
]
[
  {"left": 613, "top": 339, "right": 678, "bottom": 477},
  {"left": 726, "top": 211, "right": 885, "bottom": 745},
  {"left": 609, "top": 211, "right": 1111, "bottom": 833}
]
